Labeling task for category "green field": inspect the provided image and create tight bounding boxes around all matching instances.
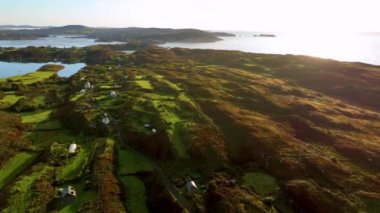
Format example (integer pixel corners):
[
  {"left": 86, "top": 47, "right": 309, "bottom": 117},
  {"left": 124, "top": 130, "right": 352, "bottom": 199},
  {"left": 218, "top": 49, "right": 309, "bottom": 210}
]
[
  {"left": 20, "top": 109, "right": 53, "bottom": 123},
  {"left": 243, "top": 172, "right": 278, "bottom": 197},
  {"left": 70, "top": 93, "right": 84, "bottom": 102},
  {"left": 118, "top": 148, "right": 154, "bottom": 175},
  {"left": 56, "top": 146, "right": 90, "bottom": 182},
  {"left": 0, "top": 71, "right": 56, "bottom": 84},
  {"left": 36, "top": 120, "right": 62, "bottom": 130},
  {"left": 0, "top": 152, "right": 39, "bottom": 191},
  {"left": 2, "top": 166, "right": 49, "bottom": 213},
  {"left": 0, "top": 94, "right": 25, "bottom": 106},
  {"left": 151, "top": 100, "right": 189, "bottom": 158},
  {"left": 120, "top": 176, "right": 149, "bottom": 213},
  {"left": 136, "top": 80, "right": 153, "bottom": 90}
]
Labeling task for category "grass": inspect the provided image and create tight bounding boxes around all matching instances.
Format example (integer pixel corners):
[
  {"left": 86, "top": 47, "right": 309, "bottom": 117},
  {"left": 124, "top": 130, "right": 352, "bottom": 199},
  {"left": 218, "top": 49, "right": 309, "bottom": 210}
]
[
  {"left": 2, "top": 166, "right": 49, "bottom": 212},
  {"left": 151, "top": 100, "right": 189, "bottom": 158},
  {"left": 136, "top": 80, "right": 153, "bottom": 90},
  {"left": 20, "top": 109, "right": 53, "bottom": 123},
  {"left": 0, "top": 94, "right": 24, "bottom": 106},
  {"left": 120, "top": 175, "right": 149, "bottom": 213},
  {"left": 171, "top": 123, "right": 190, "bottom": 158},
  {"left": 56, "top": 146, "right": 90, "bottom": 182},
  {"left": 99, "top": 85, "right": 114, "bottom": 89},
  {"left": 70, "top": 93, "right": 84, "bottom": 102},
  {"left": 0, "top": 152, "right": 39, "bottom": 191},
  {"left": 242, "top": 172, "right": 279, "bottom": 197},
  {"left": 1, "top": 71, "right": 56, "bottom": 84},
  {"left": 36, "top": 119, "right": 62, "bottom": 130},
  {"left": 162, "top": 79, "right": 182, "bottom": 91},
  {"left": 28, "top": 130, "right": 84, "bottom": 150},
  {"left": 118, "top": 147, "right": 154, "bottom": 175}
]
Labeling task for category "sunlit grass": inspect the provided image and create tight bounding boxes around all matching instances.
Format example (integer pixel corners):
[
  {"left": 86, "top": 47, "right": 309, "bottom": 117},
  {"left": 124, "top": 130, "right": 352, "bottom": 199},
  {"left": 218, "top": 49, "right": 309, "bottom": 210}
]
[
  {"left": 20, "top": 109, "right": 53, "bottom": 123},
  {"left": 120, "top": 176, "right": 149, "bottom": 213},
  {"left": 2, "top": 166, "right": 50, "bottom": 213},
  {"left": 118, "top": 148, "right": 154, "bottom": 175},
  {"left": 56, "top": 146, "right": 90, "bottom": 182},
  {"left": 0, "top": 152, "right": 39, "bottom": 191},
  {"left": 1, "top": 71, "right": 56, "bottom": 84},
  {"left": 136, "top": 80, "right": 153, "bottom": 90}
]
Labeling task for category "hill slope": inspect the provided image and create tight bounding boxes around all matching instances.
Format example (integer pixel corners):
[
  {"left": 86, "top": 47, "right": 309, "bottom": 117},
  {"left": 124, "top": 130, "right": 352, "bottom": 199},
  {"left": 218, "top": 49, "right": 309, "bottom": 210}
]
[{"left": 0, "top": 46, "right": 379, "bottom": 212}]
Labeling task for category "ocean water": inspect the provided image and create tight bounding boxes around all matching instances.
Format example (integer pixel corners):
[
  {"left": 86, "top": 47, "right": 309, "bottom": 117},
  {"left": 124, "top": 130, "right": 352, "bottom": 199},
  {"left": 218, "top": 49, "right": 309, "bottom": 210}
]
[
  {"left": 0, "top": 35, "right": 122, "bottom": 48},
  {"left": 0, "top": 61, "right": 86, "bottom": 78},
  {"left": 161, "top": 33, "right": 380, "bottom": 65}
]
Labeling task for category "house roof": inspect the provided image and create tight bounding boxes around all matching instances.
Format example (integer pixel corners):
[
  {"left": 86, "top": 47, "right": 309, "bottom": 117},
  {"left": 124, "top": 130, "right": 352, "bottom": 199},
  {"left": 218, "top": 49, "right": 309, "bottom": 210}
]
[
  {"left": 68, "top": 143, "right": 77, "bottom": 153},
  {"left": 62, "top": 185, "right": 76, "bottom": 197},
  {"left": 186, "top": 180, "right": 197, "bottom": 192}
]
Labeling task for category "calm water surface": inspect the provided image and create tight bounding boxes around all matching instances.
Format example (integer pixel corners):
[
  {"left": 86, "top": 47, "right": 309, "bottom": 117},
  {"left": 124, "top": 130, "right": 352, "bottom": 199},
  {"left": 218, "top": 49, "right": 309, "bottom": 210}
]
[
  {"left": 161, "top": 33, "right": 380, "bottom": 65},
  {"left": 0, "top": 61, "right": 86, "bottom": 78}
]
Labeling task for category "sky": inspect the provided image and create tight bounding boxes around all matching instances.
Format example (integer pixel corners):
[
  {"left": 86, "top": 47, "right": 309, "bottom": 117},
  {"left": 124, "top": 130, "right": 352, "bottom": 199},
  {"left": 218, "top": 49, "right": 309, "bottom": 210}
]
[{"left": 0, "top": 0, "right": 379, "bottom": 32}]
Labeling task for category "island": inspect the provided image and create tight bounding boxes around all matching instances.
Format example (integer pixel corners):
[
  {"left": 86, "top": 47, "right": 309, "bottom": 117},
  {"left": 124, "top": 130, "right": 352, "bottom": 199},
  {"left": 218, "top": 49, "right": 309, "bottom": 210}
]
[{"left": 254, "top": 33, "right": 276, "bottom": 37}]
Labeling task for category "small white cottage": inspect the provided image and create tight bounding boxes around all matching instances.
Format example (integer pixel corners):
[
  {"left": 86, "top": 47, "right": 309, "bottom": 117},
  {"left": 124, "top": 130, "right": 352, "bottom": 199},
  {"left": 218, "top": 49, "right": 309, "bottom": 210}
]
[
  {"left": 110, "top": 91, "right": 117, "bottom": 98},
  {"left": 186, "top": 177, "right": 197, "bottom": 196},
  {"left": 61, "top": 185, "right": 76, "bottom": 201},
  {"left": 68, "top": 143, "right": 77, "bottom": 154},
  {"left": 84, "top": 81, "right": 91, "bottom": 89},
  {"left": 102, "top": 116, "right": 111, "bottom": 125}
]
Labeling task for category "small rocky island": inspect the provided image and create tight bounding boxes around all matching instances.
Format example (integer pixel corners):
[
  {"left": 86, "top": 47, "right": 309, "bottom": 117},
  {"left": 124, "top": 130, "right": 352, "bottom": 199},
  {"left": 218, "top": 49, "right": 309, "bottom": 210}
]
[{"left": 254, "top": 33, "right": 276, "bottom": 37}]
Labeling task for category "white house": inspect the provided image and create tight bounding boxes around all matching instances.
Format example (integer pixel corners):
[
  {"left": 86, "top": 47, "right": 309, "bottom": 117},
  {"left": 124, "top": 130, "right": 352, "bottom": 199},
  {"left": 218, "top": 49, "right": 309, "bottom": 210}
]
[
  {"left": 84, "top": 81, "right": 91, "bottom": 89},
  {"left": 110, "top": 91, "right": 117, "bottom": 98},
  {"left": 186, "top": 178, "right": 197, "bottom": 196},
  {"left": 61, "top": 185, "right": 76, "bottom": 201},
  {"left": 68, "top": 143, "right": 77, "bottom": 154},
  {"left": 102, "top": 116, "right": 111, "bottom": 125}
]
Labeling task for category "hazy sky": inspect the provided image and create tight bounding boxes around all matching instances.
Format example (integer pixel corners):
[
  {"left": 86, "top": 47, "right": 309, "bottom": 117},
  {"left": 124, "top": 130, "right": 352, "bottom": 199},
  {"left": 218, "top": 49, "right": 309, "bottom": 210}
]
[{"left": 0, "top": 0, "right": 379, "bottom": 32}]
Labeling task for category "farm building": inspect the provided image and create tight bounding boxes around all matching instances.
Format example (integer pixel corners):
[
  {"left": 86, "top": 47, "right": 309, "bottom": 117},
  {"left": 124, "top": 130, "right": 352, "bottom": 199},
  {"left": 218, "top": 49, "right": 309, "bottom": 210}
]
[
  {"left": 102, "top": 116, "right": 111, "bottom": 125},
  {"left": 68, "top": 143, "right": 77, "bottom": 154},
  {"left": 61, "top": 185, "right": 76, "bottom": 201},
  {"left": 109, "top": 91, "right": 117, "bottom": 98},
  {"left": 84, "top": 81, "right": 92, "bottom": 89},
  {"left": 186, "top": 177, "right": 197, "bottom": 196}
]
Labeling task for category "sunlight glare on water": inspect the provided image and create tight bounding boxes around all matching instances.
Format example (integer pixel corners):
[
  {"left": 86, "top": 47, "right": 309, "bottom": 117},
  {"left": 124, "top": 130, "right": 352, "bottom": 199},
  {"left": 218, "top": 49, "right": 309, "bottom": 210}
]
[{"left": 162, "top": 33, "right": 380, "bottom": 65}]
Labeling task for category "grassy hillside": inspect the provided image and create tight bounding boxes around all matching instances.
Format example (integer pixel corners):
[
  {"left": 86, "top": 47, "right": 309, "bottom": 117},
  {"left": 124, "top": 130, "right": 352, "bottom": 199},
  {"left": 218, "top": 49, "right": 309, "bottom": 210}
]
[{"left": 0, "top": 46, "right": 379, "bottom": 212}]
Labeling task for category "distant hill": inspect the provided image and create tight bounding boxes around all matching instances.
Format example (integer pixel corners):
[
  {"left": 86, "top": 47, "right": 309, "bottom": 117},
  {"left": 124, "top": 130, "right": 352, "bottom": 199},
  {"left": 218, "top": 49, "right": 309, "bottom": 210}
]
[
  {"left": 0, "top": 25, "right": 225, "bottom": 43},
  {"left": 0, "top": 25, "right": 46, "bottom": 30}
]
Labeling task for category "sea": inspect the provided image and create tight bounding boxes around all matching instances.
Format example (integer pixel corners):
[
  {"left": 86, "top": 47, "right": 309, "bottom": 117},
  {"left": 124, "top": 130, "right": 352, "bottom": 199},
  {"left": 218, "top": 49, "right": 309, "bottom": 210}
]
[
  {"left": 1, "top": 32, "right": 380, "bottom": 79},
  {"left": 161, "top": 32, "right": 380, "bottom": 66}
]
